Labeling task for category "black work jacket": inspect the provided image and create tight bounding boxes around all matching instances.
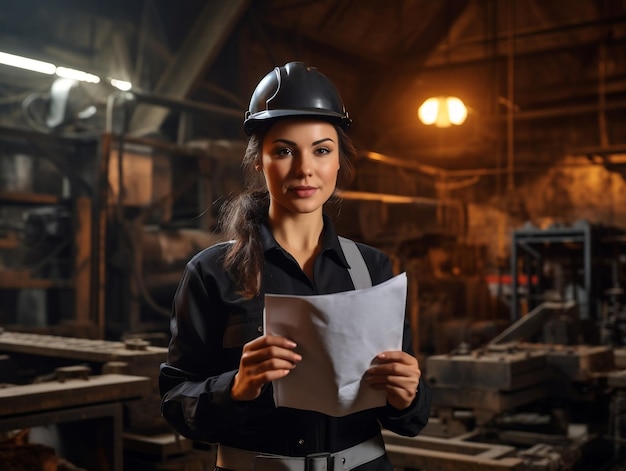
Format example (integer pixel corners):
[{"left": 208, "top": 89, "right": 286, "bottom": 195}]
[{"left": 159, "top": 215, "right": 431, "bottom": 470}]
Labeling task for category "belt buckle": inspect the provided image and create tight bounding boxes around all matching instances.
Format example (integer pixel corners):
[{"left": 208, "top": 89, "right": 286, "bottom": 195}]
[{"left": 305, "top": 452, "right": 334, "bottom": 471}]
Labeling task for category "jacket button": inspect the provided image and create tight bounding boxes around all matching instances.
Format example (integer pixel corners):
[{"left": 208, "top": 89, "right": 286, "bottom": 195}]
[{"left": 298, "top": 439, "right": 305, "bottom": 445}]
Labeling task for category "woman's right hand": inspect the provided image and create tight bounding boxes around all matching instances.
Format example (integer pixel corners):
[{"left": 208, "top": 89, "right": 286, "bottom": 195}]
[{"left": 231, "top": 334, "right": 302, "bottom": 401}]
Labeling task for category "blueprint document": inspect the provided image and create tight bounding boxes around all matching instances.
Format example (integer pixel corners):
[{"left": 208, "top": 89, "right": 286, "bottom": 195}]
[{"left": 264, "top": 272, "right": 407, "bottom": 417}]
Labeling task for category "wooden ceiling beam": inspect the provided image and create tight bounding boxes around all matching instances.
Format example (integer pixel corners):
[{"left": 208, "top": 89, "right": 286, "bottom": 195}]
[
  {"left": 420, "top": 13, "right": 626, "bottom": 70},
  {"left": 129, "top": 0, "right": 250, "bottom": 134}
]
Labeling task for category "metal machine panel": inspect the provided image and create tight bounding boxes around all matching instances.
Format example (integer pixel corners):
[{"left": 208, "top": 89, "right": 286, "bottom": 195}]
[
  {"left": 544, "top": 345, "right": 615, "bottom": 381},
  {"left": 427, "top": 350, "right": 547, "bottom": 391},
  {"left": 430, "top": 385, "right": 546, "bottom": 413}
]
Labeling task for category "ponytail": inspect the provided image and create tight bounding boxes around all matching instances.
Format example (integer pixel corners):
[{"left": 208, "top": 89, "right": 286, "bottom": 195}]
[{"left": 219, "top": 133, "right": 268, "bottom": 298}]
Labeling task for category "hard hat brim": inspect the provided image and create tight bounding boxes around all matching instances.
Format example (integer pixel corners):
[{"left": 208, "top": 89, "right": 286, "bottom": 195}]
[{"left": 243, "top": 109, "right": 351, "bottom": 136}]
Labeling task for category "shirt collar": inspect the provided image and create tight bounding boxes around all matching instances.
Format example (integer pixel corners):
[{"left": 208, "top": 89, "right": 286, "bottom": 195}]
[{"left": 260, "top": 213, "right": 350, "bottom": 269}]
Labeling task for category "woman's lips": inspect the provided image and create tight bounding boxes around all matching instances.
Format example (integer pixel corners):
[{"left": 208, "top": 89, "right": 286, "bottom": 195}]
[{"left": 290, "top": 186, "right": 317, "bottom": 198}]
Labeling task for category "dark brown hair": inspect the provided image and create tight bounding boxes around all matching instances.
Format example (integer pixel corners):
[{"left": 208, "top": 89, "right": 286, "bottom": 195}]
[{"left": 219, "top": 122, "right": 356, "bottom": 298}]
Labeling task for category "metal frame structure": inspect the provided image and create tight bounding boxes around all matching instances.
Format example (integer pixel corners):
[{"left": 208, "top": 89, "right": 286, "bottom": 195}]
[
  {"left": 0, "top": 125, "right": 104, "bottom": 338},
  {"left": 510, "top": 223, "right": 593, "bottom": 321}
]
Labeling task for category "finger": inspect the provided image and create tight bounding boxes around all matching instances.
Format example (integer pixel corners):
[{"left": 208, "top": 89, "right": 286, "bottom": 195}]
[
  {"left": 367, "top": 380, "right": 415, "bottom": 400},
  {"left": 244, "top": 356, "right": 301, "bottom": 376},
  {"left": 365, "top": 361, "right": 419, "bottom": 393},
  {"left": 373, "top": 351, "right": 417, "bottom": 365},
  {"left": 367, "top": 361, "right": 418, "bottom": 379},
  {"left": 241, "top": 334, "right": 302, "bottom": 368},
  {"left": 365, "top": 371, "right": 417, "bottom": 390},
  {"left": 245, "top": 363, "right": 294, "bottom": 385},
  {"left": 241, "top": 345, "right": 302, "bottom": 367},
  {"left": 368, "top": 352, "right": 420, "bottom": 384},
  {"left": 246, "top": 334, "right": 298, "bottom": 351}
]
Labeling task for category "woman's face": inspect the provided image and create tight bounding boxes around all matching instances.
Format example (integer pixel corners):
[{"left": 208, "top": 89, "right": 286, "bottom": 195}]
[{"left": 260, "top": 119, "right": 340, "bottom": 218}]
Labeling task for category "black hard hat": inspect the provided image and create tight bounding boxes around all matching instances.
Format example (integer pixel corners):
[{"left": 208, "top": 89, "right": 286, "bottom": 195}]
[{"left": 243, "top": 62, "right": 352, "bottom": 136}]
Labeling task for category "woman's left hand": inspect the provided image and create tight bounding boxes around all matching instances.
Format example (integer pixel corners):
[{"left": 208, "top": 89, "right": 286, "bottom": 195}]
[{"left": 365, "top": 351, "right": 421, "bottom": 410}]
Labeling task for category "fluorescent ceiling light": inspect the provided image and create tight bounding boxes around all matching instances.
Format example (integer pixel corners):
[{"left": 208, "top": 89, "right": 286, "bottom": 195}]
[
  {"left": 110, "top": 78, "right": 132, "bottom": 91},
  {"left": 0, "top": 51, "right": 56, "bottom": 75},
  {"left": 1, "top": 50, "right": 130, "bottom": 89},
  {"left": 56, "top": 67, "right": 100, "bottom": 84}
]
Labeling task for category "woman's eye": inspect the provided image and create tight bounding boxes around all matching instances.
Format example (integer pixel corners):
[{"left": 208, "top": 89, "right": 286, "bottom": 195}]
[
  {"left": 276, "top": 147, "right": 293, "bottom": 157},
  {"left": 315, "top": 147, "right": 331, "bottom": 155}
]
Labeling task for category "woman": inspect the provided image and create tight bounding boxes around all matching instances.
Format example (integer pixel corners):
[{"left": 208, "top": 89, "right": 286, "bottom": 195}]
[{"left": 159, "top": 62, "right": 431, "bottom": 471}]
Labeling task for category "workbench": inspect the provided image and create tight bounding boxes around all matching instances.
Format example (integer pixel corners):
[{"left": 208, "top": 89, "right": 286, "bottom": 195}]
[{"left": 0, "top": 373, "right": 149, "bottom": 471}]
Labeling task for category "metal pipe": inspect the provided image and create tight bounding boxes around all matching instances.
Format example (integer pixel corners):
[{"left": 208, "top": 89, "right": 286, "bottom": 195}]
[
  {"left": 506, "top": 0, "right": 515, "bottom": 193},
  {"left": 361, "top": 151, "right": 442, "bottom": 176},
  {"left": 360, "top": 150, "right": 548, "bottom": 179},
  {"left": 130, "top": 90, "right": 242, "bottom": 119},
  {"left": 502, "top": 98, "right": 626, "bottom": 121},
  {"left": 337, "top": 190, "right": 442, "bottom": 206}
]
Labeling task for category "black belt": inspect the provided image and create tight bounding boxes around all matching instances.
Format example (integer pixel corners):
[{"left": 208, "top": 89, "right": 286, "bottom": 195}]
[{"left": 216, "top": 434, "right": 386, "bottom": 471}]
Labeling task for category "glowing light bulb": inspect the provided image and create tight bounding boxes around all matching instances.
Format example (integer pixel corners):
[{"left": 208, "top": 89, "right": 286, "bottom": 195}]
[{"left": 418, "top": 96, "right": 467, "bottom": 127}]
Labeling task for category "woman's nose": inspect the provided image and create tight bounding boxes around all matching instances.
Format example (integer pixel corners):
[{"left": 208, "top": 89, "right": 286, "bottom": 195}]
[{"left": 294, "top": 153, "right": 313, "bottom": 177}]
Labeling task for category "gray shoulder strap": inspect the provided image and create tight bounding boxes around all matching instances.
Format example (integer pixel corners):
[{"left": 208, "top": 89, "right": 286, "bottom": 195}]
[{"left": 338, "top": 236, "right": 372, "bottom": 290}]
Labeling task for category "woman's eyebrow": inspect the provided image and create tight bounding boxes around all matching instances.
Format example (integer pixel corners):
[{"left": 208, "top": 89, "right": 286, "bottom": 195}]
[
  {"left": 271, "top": 137, "right": 336, "bottom": 146},
  {"left": 272, "top": 138, "right": 296, "bottom": 145},
  {"left": 312, "top": 137, "right": 335, "bottom": 146}
]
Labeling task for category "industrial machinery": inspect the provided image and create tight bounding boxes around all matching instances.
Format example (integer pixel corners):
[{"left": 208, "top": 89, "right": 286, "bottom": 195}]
[
  {"left": 0, "top": 81, "right": 251, "bottom": 339},
  {"left": 101, "top": 135, "right": 239, "bottom": 338},
  {"left": 0, "top": 126, "right": 101, "bottom": 337},
  {"left": 0, "top": 95, "right": 242, "bottom": 468},
  {"left": 0, "top": 131, "right": 242, "bottom": 340},
  {"left": 382, "top": 221, "right": 626, "bottom": 471},
  {"left": 393, "top": 304, "right": 626, "bottom": 470},
  {"left": 510, "top": 220, "right": 626, "bottom": 335}
]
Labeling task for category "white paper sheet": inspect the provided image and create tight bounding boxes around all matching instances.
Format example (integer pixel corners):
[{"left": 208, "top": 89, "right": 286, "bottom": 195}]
[{"left": 263, "top": 272, "right": 407, "bottom": 417}]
